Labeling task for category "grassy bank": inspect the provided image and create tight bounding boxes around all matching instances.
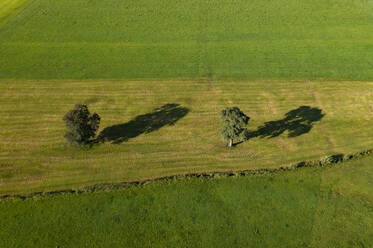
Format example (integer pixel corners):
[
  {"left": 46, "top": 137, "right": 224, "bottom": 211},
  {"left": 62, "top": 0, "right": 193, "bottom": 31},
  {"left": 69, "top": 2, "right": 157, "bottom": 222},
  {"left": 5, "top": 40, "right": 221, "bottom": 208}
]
[
  {"left": 0, "top": 0, "right": 373, "bottom": 79},
  {"left": 1, "top": 156, "right": 372, "bottom": 247},
  {"left": 2, "top": 80, "right": 373, "bottom": 195}
]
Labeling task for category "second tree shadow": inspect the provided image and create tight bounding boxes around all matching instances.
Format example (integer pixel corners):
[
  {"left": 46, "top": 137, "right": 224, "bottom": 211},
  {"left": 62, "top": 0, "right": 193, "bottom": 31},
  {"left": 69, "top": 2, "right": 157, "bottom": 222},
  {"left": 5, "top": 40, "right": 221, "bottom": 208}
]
[
  {"left": 247, "top": 106, "right": 325, "bottom": 140},
  {"left": 98, "top": 104, "right": 189, "bottom": 144}
]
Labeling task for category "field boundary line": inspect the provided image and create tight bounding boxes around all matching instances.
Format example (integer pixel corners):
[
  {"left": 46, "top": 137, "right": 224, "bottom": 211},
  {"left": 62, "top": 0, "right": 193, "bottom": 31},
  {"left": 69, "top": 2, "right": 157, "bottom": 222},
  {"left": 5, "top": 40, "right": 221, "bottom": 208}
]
[{"left": 1, "top": 148, "right": 372, "bottom": 200}]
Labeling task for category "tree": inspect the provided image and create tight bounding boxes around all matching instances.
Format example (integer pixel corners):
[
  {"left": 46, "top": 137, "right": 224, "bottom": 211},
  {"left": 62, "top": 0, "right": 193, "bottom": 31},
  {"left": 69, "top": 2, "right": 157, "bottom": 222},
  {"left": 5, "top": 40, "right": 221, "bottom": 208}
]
[
  {"left": 220, "top": 107, "right": 250, "bottom": 147},
  {"left": 63, "top": 104, "right": 101, "bottom": 145}
]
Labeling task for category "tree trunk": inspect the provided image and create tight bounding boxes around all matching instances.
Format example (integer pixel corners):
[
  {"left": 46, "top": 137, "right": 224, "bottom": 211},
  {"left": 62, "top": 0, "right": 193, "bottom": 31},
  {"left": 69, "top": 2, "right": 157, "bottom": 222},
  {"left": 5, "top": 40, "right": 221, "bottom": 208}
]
[{"left": 228, "top": 139, "right": 233, "bottom": 147}]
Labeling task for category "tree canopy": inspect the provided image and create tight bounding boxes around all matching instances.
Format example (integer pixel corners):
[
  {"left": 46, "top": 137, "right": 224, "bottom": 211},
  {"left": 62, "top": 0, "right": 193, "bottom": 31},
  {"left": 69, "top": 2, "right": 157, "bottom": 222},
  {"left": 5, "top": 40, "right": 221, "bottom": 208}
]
[
  {"left": 220, "top": 107, "right": 250, "bottom": 147},
  {"left": 63, "top": 104, "right": 101, "bottom": 146}
]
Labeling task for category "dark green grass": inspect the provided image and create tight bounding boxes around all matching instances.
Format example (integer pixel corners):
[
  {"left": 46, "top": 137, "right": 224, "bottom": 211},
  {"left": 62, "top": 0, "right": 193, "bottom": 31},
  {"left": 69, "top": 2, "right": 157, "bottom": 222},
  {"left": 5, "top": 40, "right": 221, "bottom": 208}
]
[
  {"left": 1, "top": 0, "right": 373, "bottom": 79},
  {"left": 1, "top": 157, "right": 372, "bottom": 247}
]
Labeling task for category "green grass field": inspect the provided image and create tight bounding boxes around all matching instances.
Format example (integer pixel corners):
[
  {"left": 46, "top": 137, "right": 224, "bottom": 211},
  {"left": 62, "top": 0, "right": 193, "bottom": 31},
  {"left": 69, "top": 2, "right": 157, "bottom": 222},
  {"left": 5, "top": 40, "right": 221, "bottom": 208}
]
[
  {"left": 0, "top": 0, "right": 28, "bottom": 25},
  {"left": 1, "top": 1, "right": 373, "bottom": 246},
  {"left": 2, "top": 80, "right": 373, "bottom": 195},
  {"left": 0, "top": 0, "right": 373, "bottom": 79},
  {"left": 1, "top": 157, "right": 372, "bottom": 247}
]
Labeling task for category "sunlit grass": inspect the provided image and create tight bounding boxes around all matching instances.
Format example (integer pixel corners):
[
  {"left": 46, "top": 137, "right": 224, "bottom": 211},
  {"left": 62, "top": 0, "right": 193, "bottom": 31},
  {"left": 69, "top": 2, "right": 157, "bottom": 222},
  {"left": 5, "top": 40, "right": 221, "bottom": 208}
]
[
  {"left": 0, "top": 0, "right": 28, "bottom": 26},
  {"left": 1, "top": 79, "right": 373, "bottom": 195}
]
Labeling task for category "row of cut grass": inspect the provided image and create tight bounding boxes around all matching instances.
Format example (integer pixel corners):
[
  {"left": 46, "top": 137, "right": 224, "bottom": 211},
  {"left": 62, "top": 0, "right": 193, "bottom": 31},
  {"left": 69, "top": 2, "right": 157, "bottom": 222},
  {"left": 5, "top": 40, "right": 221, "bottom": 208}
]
[
  {"left": 0, "top": 0, "right": 373, "bottom": 79},
  {"left": 2, "top": 79, "right": 373, "bottom": 195}
]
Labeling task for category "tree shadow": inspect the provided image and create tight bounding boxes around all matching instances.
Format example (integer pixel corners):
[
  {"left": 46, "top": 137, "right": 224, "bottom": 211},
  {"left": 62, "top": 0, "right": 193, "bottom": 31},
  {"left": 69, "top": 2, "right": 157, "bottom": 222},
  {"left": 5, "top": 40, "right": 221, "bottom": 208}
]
[
  {"left": 98, "top": 104, "right": 189, "bottom": 144},
  {"left": 246, "top": 106, "right": 325, "bottom": 140}
]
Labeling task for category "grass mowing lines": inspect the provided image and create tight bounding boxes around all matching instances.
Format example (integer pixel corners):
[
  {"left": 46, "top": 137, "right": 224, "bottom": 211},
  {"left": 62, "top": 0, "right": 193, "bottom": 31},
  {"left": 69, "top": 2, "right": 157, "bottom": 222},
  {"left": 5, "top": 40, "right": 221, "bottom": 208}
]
[
  {"left": 2, "top": 80, "right": 373, "bottom": 195},
  {"left": 0, "top": 0, "right": 373, "bottom": 79}
]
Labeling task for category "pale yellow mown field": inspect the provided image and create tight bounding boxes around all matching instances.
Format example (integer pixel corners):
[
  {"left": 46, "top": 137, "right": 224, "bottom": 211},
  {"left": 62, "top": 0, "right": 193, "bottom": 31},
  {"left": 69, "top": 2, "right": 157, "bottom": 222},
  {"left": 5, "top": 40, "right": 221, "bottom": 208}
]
[{"left": 1, "top": 79, "right": 373, "bottom": 194}]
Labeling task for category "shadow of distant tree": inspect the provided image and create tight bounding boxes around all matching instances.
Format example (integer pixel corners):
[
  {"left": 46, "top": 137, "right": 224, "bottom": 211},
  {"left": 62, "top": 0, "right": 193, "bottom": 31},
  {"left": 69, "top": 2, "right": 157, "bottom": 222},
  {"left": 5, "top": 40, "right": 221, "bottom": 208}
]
[
  {"left": 98, "top": 104, "right": 189, "bottom": 144},
  {"left": 246, "top": 106, "right": 325, "bottom": 140}
]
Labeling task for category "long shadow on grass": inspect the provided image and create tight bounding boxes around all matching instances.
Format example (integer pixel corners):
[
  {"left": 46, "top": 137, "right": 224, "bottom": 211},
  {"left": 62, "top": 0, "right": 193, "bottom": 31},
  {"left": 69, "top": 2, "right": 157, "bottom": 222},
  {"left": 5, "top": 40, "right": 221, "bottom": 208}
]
[
  {"left": 242, "top": 106, "right": 325, "bottom": 143},
  {"left": 98, "top": 104, "right": 189, "bottom": 144}
]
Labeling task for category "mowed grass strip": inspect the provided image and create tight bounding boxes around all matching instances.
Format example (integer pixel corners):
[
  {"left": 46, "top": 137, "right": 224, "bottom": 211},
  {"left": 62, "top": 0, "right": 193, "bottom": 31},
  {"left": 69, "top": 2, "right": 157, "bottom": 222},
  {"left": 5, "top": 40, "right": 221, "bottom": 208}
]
[
  {"left": 0, "top": 0, "right": 373, "bottom": 79},
  {"left": 0, "top": 0, "right": 29, "bottom": 26},
  {"left": 0, "top": 157, "right": 372, "bottom": 247},
  {"left": 1, "top": 80, "right": 373, "bottom": 195}
]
